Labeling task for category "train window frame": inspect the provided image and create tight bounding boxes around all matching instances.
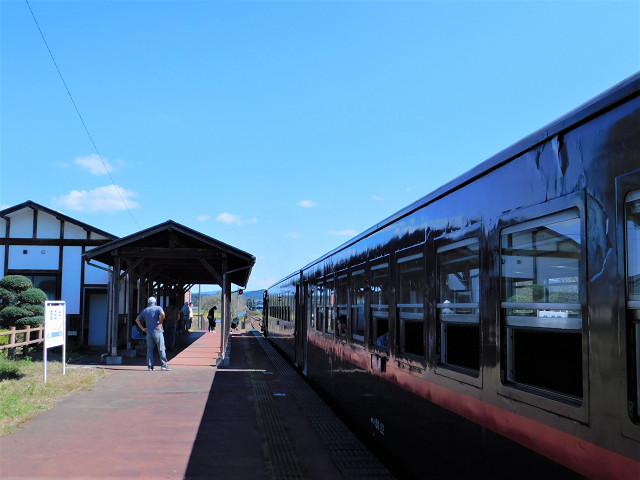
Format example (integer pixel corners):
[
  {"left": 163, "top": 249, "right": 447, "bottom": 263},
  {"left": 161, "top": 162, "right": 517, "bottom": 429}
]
[
  {"left": 324, "top": 275, "right": 336, "bottom": 335},
  {"left": 624, "top": 189, "right": 640, "bottom": 426},
  {"left": 395, "top": 245, "right": 426, "bottom": 362},
  {"left": 497, "top": 192, "right": 589, "bottom": 423},
  {"left": 617, "top": 172, "right": 640, "bottom": 441},
  {"left": 350, "top": 266, "right": 366, "bottom": 343},
  {"left": 434, "top": 235, "right": 482, "bottom": 387},
  {"left": 307, "top": 279, "right": 316, "bottom": 330},
  {"left": 369, "top": 258, "right": 390, "bottom": 353},
  {"left": 315, "top": 281, "right": 324, "bottom": 332},
  {"left": 336, "top": 271, "right": 349, "bottom": 339}
]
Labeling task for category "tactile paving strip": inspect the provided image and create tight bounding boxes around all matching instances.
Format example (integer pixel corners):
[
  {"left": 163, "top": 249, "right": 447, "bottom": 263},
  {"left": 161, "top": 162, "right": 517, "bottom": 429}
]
[
  {"left": 244, "top": 335, "right": 308, "bottom": 479},
  {"left": 250, "top": 330, "right": 395, "bottom": 480}
]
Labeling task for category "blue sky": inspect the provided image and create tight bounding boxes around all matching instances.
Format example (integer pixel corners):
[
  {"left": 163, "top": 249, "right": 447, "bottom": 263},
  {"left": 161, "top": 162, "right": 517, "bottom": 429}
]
[{"left": 1, "top": 0, "right": 639, "bottom": 292}]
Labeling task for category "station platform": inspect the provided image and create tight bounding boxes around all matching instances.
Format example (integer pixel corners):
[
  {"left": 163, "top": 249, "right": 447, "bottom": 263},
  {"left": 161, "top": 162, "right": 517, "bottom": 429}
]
[{"left": 0, "top": 329, "right": 395, "bottom": 479}]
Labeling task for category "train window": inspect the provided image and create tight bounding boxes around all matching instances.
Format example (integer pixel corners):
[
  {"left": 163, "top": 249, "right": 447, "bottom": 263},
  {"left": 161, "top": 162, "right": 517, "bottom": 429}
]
[
  {"left": 308, "top": 284, "right": 316, "bottom": 329},
  {"left": 369, "top": 261, "right": 390, "bottom": 350},
  {"left": 397, "top": 252, "right": 425, "bottom": 357},
  {"left": 625, "top": 190, "right": 640, "bottom": 420},
  {"left": 325, "top": 278, "right": 335, "bottom": 334},
  {"left": 501, "top": 209, "right": 583, "bottom": 400},
  {"left": 337, "top": 273, "right": 348, "bottom": 338},
  {"left": 315, "top": 283, "right": 324, "bottom": 332},
  {"left": 351, "top": 269, "right": 366, "bottom": 342},
  {"left": 437, "top": 238, "right": 480, "bottom": 372}
]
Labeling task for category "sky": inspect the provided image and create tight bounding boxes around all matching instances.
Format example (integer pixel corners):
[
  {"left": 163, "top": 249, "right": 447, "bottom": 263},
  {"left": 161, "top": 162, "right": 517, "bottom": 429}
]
[{"left": 1, "top": 0, "right": 639, "bottom": 292}]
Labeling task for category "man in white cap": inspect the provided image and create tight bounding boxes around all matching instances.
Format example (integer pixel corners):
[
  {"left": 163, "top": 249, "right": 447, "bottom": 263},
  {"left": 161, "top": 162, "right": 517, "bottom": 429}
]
[{"left": 135, "top": 296, "right": 170, "bottom": 371}]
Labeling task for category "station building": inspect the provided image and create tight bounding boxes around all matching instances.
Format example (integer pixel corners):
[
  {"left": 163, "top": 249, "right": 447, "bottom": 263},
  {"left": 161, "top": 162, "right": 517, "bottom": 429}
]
[{"left": 0, "top": 201, "right": 254, "bottom": 361}]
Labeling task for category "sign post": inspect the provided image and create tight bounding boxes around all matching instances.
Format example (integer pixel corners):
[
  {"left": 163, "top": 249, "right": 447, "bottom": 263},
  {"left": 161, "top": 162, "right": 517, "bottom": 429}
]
[{"left": 44, "top": 301, "right": 66, "bottom": 383}]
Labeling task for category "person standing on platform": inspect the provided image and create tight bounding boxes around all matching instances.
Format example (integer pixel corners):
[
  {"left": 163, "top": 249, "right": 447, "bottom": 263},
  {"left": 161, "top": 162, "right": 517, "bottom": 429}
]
[
  {"left": 181, "top": 301, "right": 190, "bottom": 334},
  {"left": 207, "top": 305, "right": 217, "bottom": 332},
  {"left": 188, "top": 302, "right": 194, "bottom": 331},
  {"left": 136, "top": 296, "right": 170, "bottom": 371},
  {"left": 163, "top": 299, "right": 179, "bottom": 351}
]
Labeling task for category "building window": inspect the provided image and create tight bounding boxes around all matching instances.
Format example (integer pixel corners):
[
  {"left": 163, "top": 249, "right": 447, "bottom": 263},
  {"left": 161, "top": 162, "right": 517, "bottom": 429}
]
[
  {"left": 397, "top": 252, "right": 425, "bottom": 357},
  {"left": 351, "top": 269, "right": 365, "bottom": 342},
  {"left": 625, "top": 190, "right": 640, "bottom": 421},
  {"left": 501, "top": 209, "right": 583, "bottom": 400},
  {"left": 437, "top": 238, "right": 480, "bottom": 372},
  {"left": 369, "top": 261, "right": 390, "bottom": 350},
  {"left": 10, "top": 272, "right": 58, "bottom": 300},
  {"left": 336, "top": 273, "right": 348, "bottom": 338}
]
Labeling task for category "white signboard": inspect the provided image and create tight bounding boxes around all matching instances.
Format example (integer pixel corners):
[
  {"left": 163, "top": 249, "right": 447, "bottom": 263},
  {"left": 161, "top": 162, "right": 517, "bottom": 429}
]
[
  {"left": 44, "top": 301, "right": 66, "bottom": 382},
  {"left": 45, "top": 301, "right": 66, "bottom": 348}
]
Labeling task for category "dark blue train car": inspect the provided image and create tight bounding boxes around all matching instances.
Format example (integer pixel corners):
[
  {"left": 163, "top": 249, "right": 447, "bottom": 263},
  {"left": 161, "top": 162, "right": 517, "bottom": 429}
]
[{"left": 264, "top": 73, "right": 640, "bottom": 479}]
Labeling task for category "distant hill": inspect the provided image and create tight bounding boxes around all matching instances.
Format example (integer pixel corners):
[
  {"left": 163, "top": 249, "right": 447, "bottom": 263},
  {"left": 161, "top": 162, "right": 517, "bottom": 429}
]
[
  {"left": 241, "top": 289, "right": 265, "bottom": 301},
  {"left": 191, "top": 289, "right": 265, "bottom": 301}
]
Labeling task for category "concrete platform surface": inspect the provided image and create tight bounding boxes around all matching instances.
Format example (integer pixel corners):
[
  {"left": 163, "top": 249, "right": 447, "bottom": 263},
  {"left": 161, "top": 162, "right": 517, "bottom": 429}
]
[{"left": 0, "top": 330, "right": 394, "bottom": 480}]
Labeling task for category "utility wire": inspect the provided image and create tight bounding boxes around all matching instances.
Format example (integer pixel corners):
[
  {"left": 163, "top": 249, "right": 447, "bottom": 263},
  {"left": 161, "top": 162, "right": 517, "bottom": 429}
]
[{"left": 25, "top": 0, "right": 139, "bottom": 229}]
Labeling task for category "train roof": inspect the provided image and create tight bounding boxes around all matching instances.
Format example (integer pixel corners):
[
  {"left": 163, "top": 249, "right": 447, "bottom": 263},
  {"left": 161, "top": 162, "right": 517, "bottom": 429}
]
[{"left": 271, "top": 71, "right": 640, "bottom": 288}]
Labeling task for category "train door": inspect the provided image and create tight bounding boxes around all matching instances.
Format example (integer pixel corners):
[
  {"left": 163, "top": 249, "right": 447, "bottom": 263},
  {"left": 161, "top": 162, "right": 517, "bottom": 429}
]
[{"left": 294, "top": 278, "right": 308, "bottom": 374}]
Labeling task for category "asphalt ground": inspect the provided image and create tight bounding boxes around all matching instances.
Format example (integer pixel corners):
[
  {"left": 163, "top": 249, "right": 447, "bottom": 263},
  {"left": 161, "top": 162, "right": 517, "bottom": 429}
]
[{"left": 0, "top": 329, "right": 394, "bottom": 480}]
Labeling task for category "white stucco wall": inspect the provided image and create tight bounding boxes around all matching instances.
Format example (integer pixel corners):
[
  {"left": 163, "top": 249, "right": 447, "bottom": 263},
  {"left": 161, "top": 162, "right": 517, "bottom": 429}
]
[
  {"left": 8, "top": 245, "right": 60, "bottom": 270},
  {"left": 61, "top": 246, "right": 82, "bottom": 314},
  {"left": 91, "top": 232, "right": 112, "bottom": 241},
  {"left": 8, "top": 209, "right": 34, "bottom": 238},
  {"left": 36, "top": 211, "right": 60, "bottom": 238},
  {"left": 64, "top": 222, "right": 88, "bottom": 240},
  {"left": 85, "top": 260, "right": 109, "bottom": 284}
]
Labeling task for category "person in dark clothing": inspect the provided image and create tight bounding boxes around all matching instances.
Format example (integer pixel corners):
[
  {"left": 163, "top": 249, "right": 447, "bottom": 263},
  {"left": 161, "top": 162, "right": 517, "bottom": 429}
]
[{"left": 207, "top": 306, "right": 217, "bottom": 332}]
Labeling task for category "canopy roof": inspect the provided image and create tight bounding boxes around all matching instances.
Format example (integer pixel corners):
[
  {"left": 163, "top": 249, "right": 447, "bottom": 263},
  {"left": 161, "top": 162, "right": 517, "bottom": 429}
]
[{"left": 83, "top": 220, "right": 255, "bottom": 287}]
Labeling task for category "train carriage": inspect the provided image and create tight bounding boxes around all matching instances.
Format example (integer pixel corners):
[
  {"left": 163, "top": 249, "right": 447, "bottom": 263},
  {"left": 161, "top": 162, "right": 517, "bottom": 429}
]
[{"left": 264, "top": 72, "right": 640, "bottom": 479}]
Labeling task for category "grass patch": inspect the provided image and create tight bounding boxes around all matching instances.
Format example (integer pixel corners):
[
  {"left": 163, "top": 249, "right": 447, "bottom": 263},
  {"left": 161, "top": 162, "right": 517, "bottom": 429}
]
[{"left": 0, "top": 356, "right": 108, "bottom": 436}]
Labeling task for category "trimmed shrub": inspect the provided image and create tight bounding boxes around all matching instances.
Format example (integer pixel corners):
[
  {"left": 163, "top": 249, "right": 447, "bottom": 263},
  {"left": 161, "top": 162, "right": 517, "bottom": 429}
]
[
  {"left": 18, "top": 288, "right": 48, "bottom": 305},
  {"left": 0, "top": 275, "right": 33, "bottom": 293},
  {"left": 23, "top": 305, "right": 44, "bottom": 316},
  {"left": 0, "top": 306, "right": 32, "bottom": 328},
  {"left": 0, "top": 287, "right": 13, "bottom": 304},
  {"left": 15, "top": 316, "right": 43, "bottom": 327}
]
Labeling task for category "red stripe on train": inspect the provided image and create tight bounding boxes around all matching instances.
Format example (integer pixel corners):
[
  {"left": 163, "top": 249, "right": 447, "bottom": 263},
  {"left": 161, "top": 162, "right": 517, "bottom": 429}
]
[{"left": 307, "top": 333, "right": 640, "bottom": 480}]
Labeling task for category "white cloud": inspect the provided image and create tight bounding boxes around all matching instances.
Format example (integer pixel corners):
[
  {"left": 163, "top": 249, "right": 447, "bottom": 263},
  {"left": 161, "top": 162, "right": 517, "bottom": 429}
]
[
  {"left": 371, "top": 195, "right": 384, "bottom": 201},
  {"left": 327, "top": 229, "right": 357, "bottom": 236},
  {"left": 216, "top": 212, "right": 242, "bottom": 225},
  {"left": 197, "top": 215, "right": 211, "bottom": 222},
  {"left": 284, "top": 231, "right": 299, "bottom": 238},
  {"left": 297, "top": 200, "right": 316, "bottom": 208},
  {"left": 74, "top": 154, "right": 114, "bottom": 175},
  {"left": 52, "top": 185, "right": 140, "bottom": 212}
]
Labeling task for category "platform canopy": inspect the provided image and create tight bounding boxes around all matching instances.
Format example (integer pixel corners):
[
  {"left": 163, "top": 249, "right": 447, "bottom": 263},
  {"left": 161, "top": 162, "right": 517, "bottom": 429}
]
[
  {"left": 84, "top": 220, "right": 255, "bottom": 360},
  {"left": 83, "top": 220, "right": 255, "bottom": 288}
]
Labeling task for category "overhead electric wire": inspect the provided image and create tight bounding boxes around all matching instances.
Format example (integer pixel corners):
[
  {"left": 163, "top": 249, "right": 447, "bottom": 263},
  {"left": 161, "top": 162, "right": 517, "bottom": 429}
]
[{"left": 24, "top": 0, "right": 139, "bottom": 229}]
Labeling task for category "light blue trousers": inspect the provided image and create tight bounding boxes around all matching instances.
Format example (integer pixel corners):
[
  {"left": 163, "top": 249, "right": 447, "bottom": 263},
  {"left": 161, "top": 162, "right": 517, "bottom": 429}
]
[{"left": 147, "top": 329, "right": 168, "bottom": 369}]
